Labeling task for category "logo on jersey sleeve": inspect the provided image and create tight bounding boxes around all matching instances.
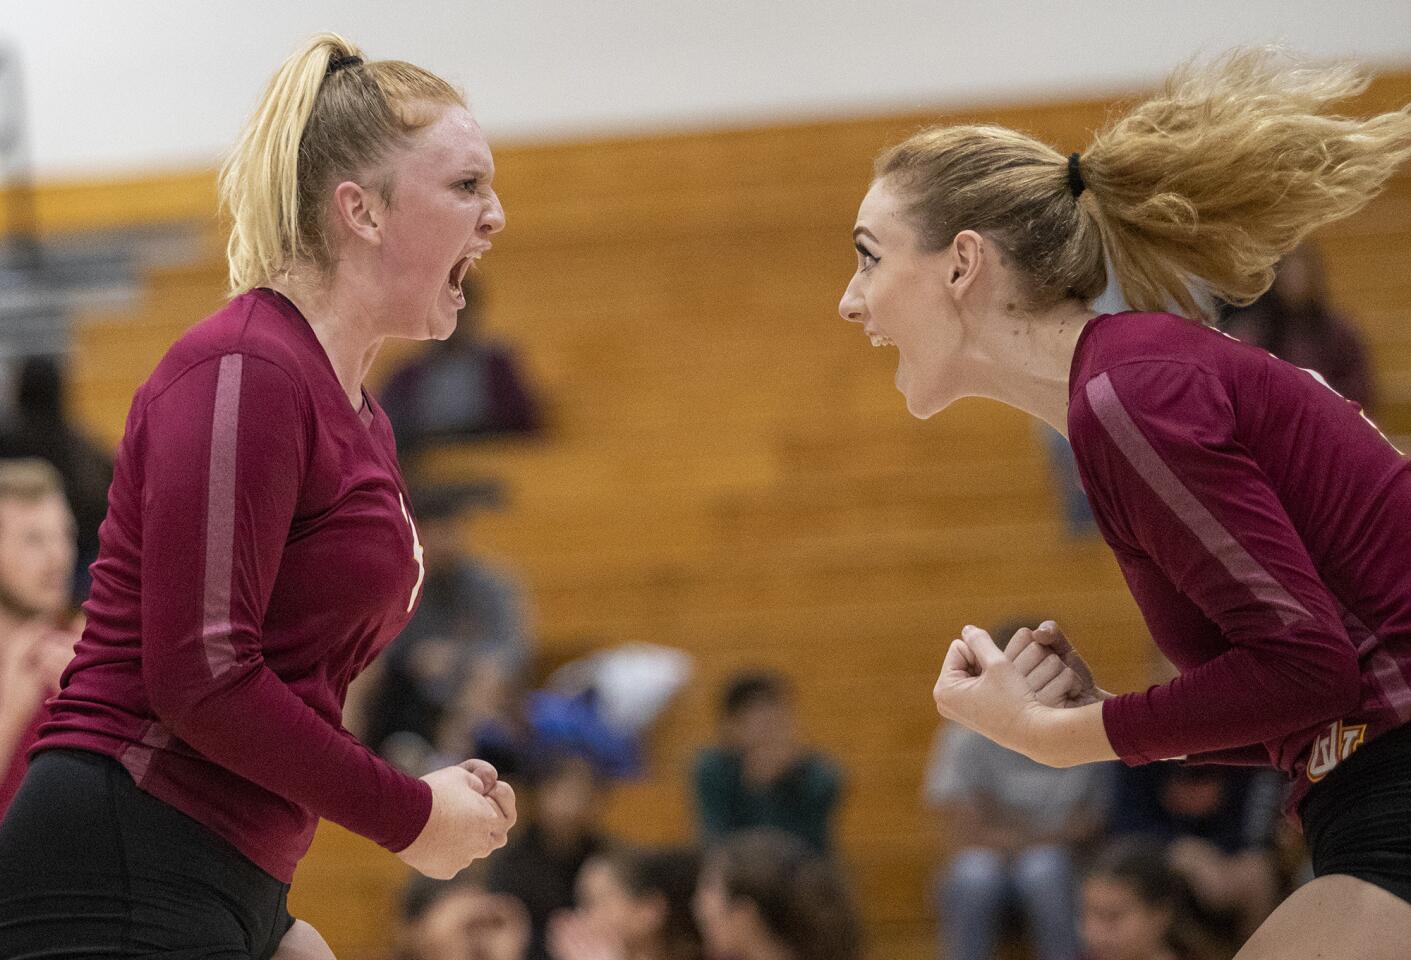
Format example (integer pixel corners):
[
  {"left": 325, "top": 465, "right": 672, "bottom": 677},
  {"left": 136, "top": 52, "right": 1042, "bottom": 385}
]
[{"left": 1305, "top": 719, "right": 1367, "bottom": 782}]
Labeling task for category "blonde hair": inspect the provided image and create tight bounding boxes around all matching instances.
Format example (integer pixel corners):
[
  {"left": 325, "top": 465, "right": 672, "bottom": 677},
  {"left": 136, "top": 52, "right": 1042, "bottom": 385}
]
[
  {"left": 877, "top": 48, "right": 1411, "bottom": 320},
  {"left": 0, "top": 458, "right": 65, "bottom": 504},
  {"left": 219, "top": 33, "right": 465, "bottom": 295}
]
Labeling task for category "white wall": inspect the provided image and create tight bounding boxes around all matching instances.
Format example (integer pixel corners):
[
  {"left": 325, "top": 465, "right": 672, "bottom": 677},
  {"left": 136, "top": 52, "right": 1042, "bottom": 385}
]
[{"left": 4, "top": 0, "right": 1411, "bottom": 178}]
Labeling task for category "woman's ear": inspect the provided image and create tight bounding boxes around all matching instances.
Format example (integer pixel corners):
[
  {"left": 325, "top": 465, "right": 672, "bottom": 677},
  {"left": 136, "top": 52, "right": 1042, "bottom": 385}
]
[
  {"left": 330, "top": 179, "right": 381, "bottom": 245},
  {"left": 947, "top": 230, "right": 985, "bottom": 296}
]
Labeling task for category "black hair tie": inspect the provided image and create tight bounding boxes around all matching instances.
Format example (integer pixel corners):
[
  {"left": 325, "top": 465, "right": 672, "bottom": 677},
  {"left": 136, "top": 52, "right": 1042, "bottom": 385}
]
[
  {"left": 327, "top": 53, "right": 363, "bottom": 76},
  {"left": 1067, "top": 152, "right": 1086, "bottom": 199}
]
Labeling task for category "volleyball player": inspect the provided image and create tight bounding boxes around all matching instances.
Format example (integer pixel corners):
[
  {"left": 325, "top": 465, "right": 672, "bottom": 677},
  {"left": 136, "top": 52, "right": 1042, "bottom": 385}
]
[
  {"left": 836, "top": 50, "right": 1411, "bottom": 958},
  {"left": 0, "top": 33, "right": 515, "bottom": 959}
]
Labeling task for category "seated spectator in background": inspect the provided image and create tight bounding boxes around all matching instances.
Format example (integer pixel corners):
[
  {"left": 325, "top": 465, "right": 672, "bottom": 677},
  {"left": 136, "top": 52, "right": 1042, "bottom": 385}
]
[
  {"left": 0, "top": 459, "right": 83, "bottom": 817},
  {"left": 0, "top": 356, "right": 114, "bottom": 594},
  {"left": 488, "top": 753, "right": 614, "bottom": 960},
  {"left": 450, "top": 642, "right": 691, "bottom": 782},
  {"left": 693, "top": 829, "right": 862, "bottom": 960},
  {"left": 927, "top": 631, "right": 1107, "bottom": 960},
  {"left": 692, "top": 671, "right": 842, "bottom": 854},
  {"left": 397, "top": 869, "right": 531, "bottom": 960},
  {"left": 548, "top": 845, "right": 703, "bottom": 960},
  {"left": 444, "top": 668, "right": 646, "bottom": 783},
  {"left": 1080, "top": 839, "right": 1222, "bottom": 960},
  {"left": 1039, "top": 424, "right": 1097, "bottom": 536},
  {"left": 1105, "top": 761, "right": 1282, "bottom": 946},
  {"left": 1222, "top": 241, "right": 1375, "bottom": 409},
  {"left": 357, "top": 481, "right": 530, "bottom": 761},
  {"left": 380, "top": 278, "right": 543, "bottom": 457}
]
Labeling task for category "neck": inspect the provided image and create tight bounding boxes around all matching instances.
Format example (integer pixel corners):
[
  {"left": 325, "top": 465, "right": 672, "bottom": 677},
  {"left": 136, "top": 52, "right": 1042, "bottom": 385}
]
[
  {"left": 268, "top": 273, "right": 386, "bottom": 410},
  {"left": 961, "top": 298, "right": 1096, "bottom": 438}
]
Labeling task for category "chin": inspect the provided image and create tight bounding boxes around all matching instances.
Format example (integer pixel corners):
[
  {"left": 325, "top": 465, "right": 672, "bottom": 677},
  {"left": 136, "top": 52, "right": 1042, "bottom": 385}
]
[
  {"left": 903, "top": 393, "right": 947, "bottom": 420},
  {"left": 420, "top": 309, "right": 459, "bottom": 342},
  {"left": 897, "top": 366, "right": 946, "bottom": 419}
]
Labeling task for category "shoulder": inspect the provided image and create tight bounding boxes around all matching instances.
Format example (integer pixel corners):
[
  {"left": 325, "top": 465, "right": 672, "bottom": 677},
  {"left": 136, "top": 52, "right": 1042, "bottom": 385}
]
[
  {"left": 1073, "top": 311, "right": 1263, "bottom": 395},
  {"left": 1069, "top": 313, "right": 1241, "bottom": 461},
  {"left": 144, "top": 291, "right": 315, "bottom": 400}
]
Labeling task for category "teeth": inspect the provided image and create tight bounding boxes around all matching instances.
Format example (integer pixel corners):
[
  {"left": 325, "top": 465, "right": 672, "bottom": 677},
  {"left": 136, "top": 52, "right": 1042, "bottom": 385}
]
[{"left": 869, "top": 334, "right": 895, "bottom": 347}]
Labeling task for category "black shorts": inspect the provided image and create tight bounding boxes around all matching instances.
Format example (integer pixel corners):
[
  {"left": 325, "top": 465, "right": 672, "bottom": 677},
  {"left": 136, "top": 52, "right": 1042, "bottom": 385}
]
[
  {"left": 1299, "top": 721, "right": 1411, "bottom": 906},
  {"left": 0, "top": 748, "right": 295, "bottom": 960}
]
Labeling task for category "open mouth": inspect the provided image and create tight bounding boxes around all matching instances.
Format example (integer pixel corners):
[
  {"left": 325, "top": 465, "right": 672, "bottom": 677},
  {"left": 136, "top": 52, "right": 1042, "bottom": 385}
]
[
  {"left": 448, "top": 253, "right": 476, "bottom": 299},
  {"left": 868, "top": 332, "right": 895, "bottom": 347}
]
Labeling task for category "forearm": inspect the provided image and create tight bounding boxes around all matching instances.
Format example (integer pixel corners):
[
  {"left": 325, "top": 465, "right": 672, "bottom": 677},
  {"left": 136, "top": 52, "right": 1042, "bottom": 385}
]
[
  {"left": 1102, "top": 642, "right": 1358, "bottom": 765},
  {"left": 150, "top": 662, "right": 430, "bottom": 851},
  {"left": 1025, "top": 702, "right": 1119, "bottom": 767}
]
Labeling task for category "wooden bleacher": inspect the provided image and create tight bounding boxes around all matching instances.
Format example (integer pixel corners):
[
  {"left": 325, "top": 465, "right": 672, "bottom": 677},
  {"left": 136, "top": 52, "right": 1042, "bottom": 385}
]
[{"left": 53, "top": 72, "right": 1411, "bottom": 959}]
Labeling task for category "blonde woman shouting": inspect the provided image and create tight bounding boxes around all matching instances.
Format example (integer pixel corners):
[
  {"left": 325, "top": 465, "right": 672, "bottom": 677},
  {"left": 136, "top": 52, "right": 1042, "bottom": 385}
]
[{"left": 0, "top": 34, "right": 513, "bottom": 959}]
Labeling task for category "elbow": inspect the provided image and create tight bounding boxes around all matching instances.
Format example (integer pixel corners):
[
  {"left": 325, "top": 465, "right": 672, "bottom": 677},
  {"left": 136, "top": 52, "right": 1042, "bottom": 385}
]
[
  {"left": 1327, "top": 651, "right": 1364, "bottom": 717},
  {"left": 140, "top": 658, "right": 202, "bottom": 735},
  {"left": 1290, "top": 647, "right": 1363, "bottom": 726},
  {"left": 143, "top": 674, "right": 193, "bottom": 732}
]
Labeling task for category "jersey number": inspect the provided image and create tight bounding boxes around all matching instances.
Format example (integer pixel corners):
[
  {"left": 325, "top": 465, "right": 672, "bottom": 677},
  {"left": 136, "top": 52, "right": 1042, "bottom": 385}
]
[{"left": 398, "top": 493, "right": 426, "bottom": 612}]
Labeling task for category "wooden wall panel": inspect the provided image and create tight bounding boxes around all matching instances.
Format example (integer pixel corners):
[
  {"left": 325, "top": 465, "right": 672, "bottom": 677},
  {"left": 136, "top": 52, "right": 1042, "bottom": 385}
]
[{"left": 63, "top": 71, "right": 1411, "bottom": 960}]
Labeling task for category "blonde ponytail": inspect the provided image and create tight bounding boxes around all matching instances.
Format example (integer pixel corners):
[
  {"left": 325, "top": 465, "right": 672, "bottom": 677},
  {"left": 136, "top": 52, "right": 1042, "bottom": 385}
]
[
  {"left": 218, "top": 33, "right": 464, "bottom": 295},
  {"left": 877, "top": 48, "right": 1411, "bottom": 321},
  {"left": 1084, "top": 48, "right": 1411, "bottom": 318}
]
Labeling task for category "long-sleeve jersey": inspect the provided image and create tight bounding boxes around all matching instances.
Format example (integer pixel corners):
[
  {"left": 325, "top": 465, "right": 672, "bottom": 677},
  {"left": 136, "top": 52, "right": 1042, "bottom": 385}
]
[
  {"left": 35, "top": 288, "right": 432, "bottom": 881},
  {"left": 1069, "top": 311, "right": 1411, "bottom": 813}
]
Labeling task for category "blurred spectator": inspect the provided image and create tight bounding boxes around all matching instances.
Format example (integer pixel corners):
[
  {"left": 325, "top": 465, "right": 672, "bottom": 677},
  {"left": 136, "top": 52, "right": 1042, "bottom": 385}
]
[
  {"left": 448, "top": 671, "right": 646, "bottom": 783},
  {"left": 691, "top": 671, "right": 842, "bottom": 854},
  {"left": 926, "top": 626, "right": 1107, "bottom": 960},
  {"left": 0, "top": 459, "right": 82, "bottom": 817},
  {"left": 1039, "top": 425, "right": 1096, "bottom": 536},
  {"left": 1036, "top": 277, "right": 1140, "bottom": 538},
  {"left": 413, "top": 641, "right": 687, "bottom": 785},
  {"left": 547, "top": 845, "right": 703, "bottom": 960},
  {"left": 1080, "top": 839, "right": 1221, "bottom": 960},
  {"left": 1105, "top": 762, "right": 1282, "bottom": 944},
  {"left": 380, "top": 278, "right": 543, "bottom": 457},
  {"left": 397, "top": 869, "right": 531, "bottom": 960},
  {"left": 0, "top": 356, "right": 114, "bottom": 594},
  {"left": 358, "top": 481, "right": 530, "bottom": 759},
  {"left": 488, "top": 753, "right": 614, "bottom": 960},
  {"left": 692, "top": 829, "right": 862, "bottom": 960},
  {"left": 1222, "top": 241, "right": 1375, "bottom": 410}
]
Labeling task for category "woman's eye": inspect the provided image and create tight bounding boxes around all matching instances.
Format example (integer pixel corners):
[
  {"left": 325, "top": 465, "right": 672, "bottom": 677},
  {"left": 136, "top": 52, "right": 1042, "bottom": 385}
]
[{"left": 855, "top": 243, "right": 878, "bottom": 271}]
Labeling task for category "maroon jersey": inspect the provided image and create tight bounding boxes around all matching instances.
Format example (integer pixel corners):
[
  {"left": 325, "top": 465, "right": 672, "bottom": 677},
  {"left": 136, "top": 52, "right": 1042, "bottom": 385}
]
[
  {"left": 1070, "top": 312, "right": 1411, "bottom": 812},
  {"left": 36, "top": 289, "right": 431, "bottom": 881}
]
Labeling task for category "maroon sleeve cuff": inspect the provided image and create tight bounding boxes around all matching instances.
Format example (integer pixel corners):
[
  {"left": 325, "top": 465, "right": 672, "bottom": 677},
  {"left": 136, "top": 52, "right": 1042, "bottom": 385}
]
[
  {"left": 1102, "top": 694, "right": 1160, "bottom": 766},
  {"left": 382, "top": 775, "right": 433, "bottom": 854}
]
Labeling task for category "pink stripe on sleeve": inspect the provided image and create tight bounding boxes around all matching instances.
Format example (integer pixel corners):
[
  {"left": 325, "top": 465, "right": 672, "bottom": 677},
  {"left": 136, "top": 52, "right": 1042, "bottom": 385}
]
[
  {"left": 201, "top": 353, "right": 243, "bottom": 679},
  {"left": 1084, "top": 372, "right": 1311, "bottom": 627}
]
